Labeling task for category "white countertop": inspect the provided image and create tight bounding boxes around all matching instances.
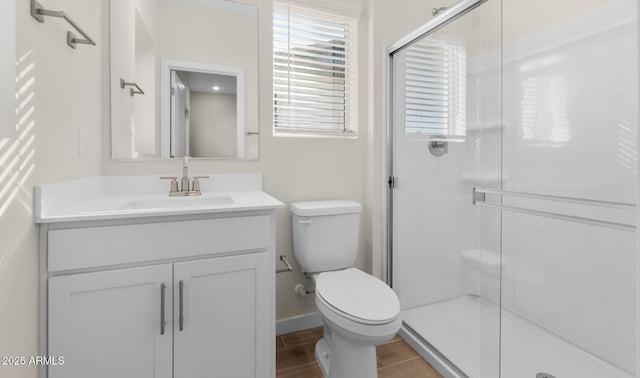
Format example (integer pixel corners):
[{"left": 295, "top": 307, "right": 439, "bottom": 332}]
[{"left": 35, "top": 174, "right": 284, "bottom": 223}]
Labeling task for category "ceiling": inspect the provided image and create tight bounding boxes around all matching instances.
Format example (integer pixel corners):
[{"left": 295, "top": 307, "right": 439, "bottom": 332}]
[{"left": 179, "top": 71, "right": 238, "bottom": 95}]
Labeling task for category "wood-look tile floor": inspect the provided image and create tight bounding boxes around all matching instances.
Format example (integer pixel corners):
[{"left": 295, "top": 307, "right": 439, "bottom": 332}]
[{"left": 276, "top": 327, "right": 442, "bottom": 377}]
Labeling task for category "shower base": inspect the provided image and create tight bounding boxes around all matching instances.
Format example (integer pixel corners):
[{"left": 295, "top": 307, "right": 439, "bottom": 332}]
[{"left": 402, "top": 295, "right": 633, "bottom": 378}]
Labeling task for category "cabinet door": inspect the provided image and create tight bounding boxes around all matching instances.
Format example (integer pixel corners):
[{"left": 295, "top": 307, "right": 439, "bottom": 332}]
[
  {"left": 174, "top": 252, "right": 272, "bottom": 378},
  {"left": 48, "top": 265, "right": 173, "bottom": 378}
]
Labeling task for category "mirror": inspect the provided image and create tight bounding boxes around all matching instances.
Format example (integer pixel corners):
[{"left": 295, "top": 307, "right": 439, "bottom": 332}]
[
  {"left": 0, "top": 0, "right": 15, "bottom": 138},
  {"left": 110, "top": 0, "right": 259, "bottom": 160},
  {"left": 161, "top": 61, "right": 245, "bottom": 158}
]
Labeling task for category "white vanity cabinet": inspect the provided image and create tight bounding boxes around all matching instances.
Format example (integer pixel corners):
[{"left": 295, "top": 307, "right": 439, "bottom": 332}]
[
  {"left": 48, "top": 264, "right": 174, "bottom": 378},
  {"left": 42, "top": 212, "right": 277, "bottom": 378},
  {"left": 173, "top": 253, "right": 270, "bottom": 378}
]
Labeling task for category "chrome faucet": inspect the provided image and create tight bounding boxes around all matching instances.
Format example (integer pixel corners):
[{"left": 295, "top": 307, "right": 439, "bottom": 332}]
[
  {"left": 160, "top": 156, "right": 209, "bottom": 196},
  {"left": 181, "top": 155, "right": 190, "bottom": 192}
]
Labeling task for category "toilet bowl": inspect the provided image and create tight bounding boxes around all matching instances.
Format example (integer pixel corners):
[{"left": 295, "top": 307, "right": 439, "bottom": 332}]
[
  {"left": 314, "top": 268, "right": 401, "bottom": 378},
  {"left": 290, "top": 201, "right": 402, "bottom": 378}
]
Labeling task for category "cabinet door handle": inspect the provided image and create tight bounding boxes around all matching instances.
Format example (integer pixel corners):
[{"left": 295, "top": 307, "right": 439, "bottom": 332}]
[
  {"left": 160, "top": 283, "right": 166, "bottom": 335},
  {"left": 179, "top": 280, "right": 184, "bottom": 331}
]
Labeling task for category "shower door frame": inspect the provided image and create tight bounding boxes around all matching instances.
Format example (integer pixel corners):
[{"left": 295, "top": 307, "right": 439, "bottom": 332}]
[{"left": 384, "top": 0, "right": 491, "bottom": 376}]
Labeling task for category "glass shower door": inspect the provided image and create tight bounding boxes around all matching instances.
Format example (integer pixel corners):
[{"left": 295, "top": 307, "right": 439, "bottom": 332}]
[
  {"left": 390, "top": 1, "right": 503, "bottom": 376},
  {"left": 390, "top": 0, "right": 638, "bottom": 377},
  {"left": 499, "top": 0, "right": 638, "bottom": 376}
]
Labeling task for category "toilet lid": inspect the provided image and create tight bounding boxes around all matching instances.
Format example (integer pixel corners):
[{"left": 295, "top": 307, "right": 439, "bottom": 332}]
[{"left": 316, "top": 268, "right": 400, "bottom": 324}]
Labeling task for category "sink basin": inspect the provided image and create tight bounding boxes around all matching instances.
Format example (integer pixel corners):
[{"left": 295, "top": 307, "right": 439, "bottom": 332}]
[{"left": 122, "top": 194, "right": 234, "bottom": 210}]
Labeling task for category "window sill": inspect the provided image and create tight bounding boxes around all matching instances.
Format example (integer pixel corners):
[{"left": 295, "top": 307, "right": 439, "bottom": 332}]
[{"left": 273, "top": 128, "right": 358, "bottom": 139}]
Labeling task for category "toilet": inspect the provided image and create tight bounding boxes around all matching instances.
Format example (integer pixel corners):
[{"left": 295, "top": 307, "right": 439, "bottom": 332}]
[{"left": 290, "top": 200, "right": 402, "bottom": 378}]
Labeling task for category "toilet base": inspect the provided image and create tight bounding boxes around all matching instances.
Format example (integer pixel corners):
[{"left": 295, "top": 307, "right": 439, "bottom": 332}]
[
  {"left": 315, "top": 338, "right": 331, "bottom": 376},
  {"left": 315, "top": 333, "right": 378, "bottom": 378}
]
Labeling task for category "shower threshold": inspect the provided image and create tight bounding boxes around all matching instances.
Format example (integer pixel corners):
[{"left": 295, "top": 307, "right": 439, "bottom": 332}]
[{"left": 402, "top": 295, "right": 633, "bottom": 378}]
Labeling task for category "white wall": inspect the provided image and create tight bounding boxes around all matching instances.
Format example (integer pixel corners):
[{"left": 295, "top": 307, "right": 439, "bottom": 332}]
[
  {"left": 0, "top": 1, "right": 107, "bottom": 377},
  {"left": 189, "top": 92, "right": 237, "bottom": 158}
]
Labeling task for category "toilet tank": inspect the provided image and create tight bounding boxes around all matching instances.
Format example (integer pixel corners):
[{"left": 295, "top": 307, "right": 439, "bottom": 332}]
[{"left": 290, "top": 200, "right": 362, "bottom": 273}]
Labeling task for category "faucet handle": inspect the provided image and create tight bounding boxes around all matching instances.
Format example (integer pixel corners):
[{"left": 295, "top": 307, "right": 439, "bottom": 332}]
[
  {"left": 160, "top": 176, "right": 179, "bottom": 194},
  {"left": 191, "top": 176, "right": 209, "bottom": 194}
]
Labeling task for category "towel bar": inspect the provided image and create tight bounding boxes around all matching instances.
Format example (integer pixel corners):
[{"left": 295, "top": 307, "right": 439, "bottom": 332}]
[
  {"left": 31, "top": 0, "right": 96, "bottom": 49},
  {"left": 472, "top": 187, "right": 636, "bottom": 232}
]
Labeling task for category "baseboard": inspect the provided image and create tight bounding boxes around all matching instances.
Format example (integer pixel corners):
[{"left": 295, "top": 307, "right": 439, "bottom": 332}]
[{"left": 276, "top": 312, "right": 323, "bottom": 336}]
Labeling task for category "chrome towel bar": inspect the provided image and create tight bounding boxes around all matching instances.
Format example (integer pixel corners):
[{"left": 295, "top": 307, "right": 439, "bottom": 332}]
[
  {"left": 473, "top": 187, "right": 636, "bottom": 210},
  {"left": 120, "top": 79, "right": 145, "bottom": 96},
  {"left": 472, "top": 187, "right": 637, "bottom": 232},
  {"left": 31, "top": 0, "right": 96, "bottom": 49}
]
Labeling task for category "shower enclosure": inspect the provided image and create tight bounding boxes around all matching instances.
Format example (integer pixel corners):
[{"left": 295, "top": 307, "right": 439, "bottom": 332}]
[{"left": 387, "top": 0, "right": 639, "bottom": 377}]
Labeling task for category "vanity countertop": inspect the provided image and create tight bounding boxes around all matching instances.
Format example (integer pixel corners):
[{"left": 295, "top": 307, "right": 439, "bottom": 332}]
[{"left": 35, "top": 173, "right": 284, "bottom": 223}]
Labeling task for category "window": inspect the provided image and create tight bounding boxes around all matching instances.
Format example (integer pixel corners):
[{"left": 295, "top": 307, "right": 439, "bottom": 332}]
[
  {"left": 404, "top": 35, "right": 466, "bottom": 141},
  {"left": 273, "top": 3, "right": 358, "bottom": 135}
]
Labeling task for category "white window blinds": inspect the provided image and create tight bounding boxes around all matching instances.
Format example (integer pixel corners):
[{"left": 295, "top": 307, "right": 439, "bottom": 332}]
[
  {"left": 404, "top": 36, "right": 466, "bottom": 141},
  {"left": 273, "top": 3, "right": 358, "bottom": 134}
]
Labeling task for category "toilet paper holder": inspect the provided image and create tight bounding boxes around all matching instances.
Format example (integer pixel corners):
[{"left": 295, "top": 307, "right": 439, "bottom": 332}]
[{"left": 276, "top": 255, "right": 293, "bottom": 274}]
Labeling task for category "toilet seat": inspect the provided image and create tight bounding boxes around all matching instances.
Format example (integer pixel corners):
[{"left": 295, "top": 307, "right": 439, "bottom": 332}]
[{"left": 316, "top": 268, "right": 400, "bottom": 325}]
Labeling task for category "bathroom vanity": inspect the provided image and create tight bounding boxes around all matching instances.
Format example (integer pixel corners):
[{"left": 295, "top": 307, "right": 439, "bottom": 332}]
[{"left": 35, "top": 174, "right": 283, "bottom": 378}]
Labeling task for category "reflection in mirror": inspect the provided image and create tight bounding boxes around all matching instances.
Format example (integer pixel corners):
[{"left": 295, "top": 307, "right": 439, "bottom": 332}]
[
  {"left": 110, "top": 0, "right": 259, "bottom": 160},
  {"left": 0, "top": 0, "right": 15, "bottom": 138},
  {"left": 161, "top": 62, "right": 244, "bottom": 158}
]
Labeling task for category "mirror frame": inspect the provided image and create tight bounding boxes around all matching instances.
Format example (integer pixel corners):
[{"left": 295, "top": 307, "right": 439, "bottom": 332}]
[{"left": 160, "top": 59, "right": 245, "bottom": 159}]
